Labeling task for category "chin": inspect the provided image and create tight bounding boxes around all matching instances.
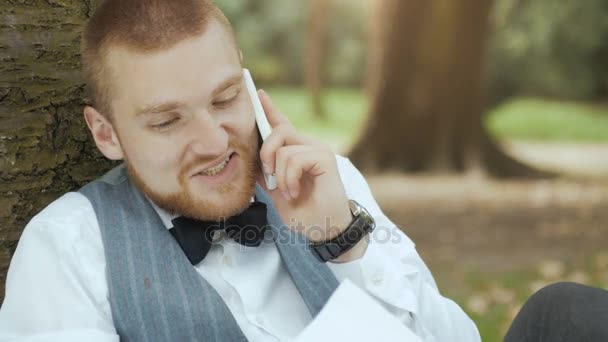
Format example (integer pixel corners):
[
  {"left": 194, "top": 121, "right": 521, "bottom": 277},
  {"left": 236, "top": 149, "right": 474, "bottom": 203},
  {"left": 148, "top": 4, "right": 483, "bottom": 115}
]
[{"left": 189, "top": 180, "right": 257, "bottom": 220}]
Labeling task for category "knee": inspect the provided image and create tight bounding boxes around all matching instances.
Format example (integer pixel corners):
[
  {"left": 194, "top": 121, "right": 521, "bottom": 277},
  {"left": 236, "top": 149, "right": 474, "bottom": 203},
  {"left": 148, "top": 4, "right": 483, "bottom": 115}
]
[
  {"left": 532, "top": 282, "right": 588, "bottom": 302},
  {"left": 524, "top": 282, "right": 589, "bottom": 313}
]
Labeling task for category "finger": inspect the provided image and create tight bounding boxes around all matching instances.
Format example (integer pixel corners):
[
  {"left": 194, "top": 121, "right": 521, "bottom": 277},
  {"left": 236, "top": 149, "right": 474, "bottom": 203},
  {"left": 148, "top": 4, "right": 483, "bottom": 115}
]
[
  {"left": 283, "top": 149, "right": 332, "bottom": 200},
  {"left": 284, "top": 155, "right": 305, "bottom": 200},
  {"left": 259, "top": 125, "right": 292, "bottom": 175},
  {"left": 258, "top": 89, "right": 291, "bottom": 128},
  {"left": 274, "top": 145, "right": 318, "bottom": 200},
  {"left": 259, "top": 125, "right": 316, "bottom": 174}
]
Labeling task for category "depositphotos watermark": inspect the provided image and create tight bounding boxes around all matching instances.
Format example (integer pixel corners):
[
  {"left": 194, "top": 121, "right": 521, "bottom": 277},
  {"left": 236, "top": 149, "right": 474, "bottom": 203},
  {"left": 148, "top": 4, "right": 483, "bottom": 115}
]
[{"left": 206, "top": 216, "right": 407, "bottom": 252}]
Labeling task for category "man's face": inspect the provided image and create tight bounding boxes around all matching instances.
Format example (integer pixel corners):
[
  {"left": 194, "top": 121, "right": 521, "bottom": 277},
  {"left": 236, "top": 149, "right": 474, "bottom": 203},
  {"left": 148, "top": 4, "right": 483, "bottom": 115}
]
[{"left": 104, "top": 21, "right": 260, "bottom": 221}]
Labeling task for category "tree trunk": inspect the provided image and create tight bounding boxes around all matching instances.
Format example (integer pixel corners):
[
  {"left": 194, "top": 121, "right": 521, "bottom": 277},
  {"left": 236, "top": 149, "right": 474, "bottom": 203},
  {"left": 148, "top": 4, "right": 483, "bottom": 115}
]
[
  {"left": 305, "top": 0, "right": 329, "bottom": 119},
  {"left": 350, "top": 0, "right": 547, "bottom": 178},
  {"left": 0, "top": 0, "right": 115, "bottom": 301}
]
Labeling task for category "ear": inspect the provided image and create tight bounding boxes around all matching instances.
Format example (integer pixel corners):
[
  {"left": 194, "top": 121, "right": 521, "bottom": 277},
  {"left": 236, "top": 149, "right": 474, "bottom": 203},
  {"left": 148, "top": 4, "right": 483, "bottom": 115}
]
[{"left": 83, "top": 106, "right": 124, "bottom": 160}]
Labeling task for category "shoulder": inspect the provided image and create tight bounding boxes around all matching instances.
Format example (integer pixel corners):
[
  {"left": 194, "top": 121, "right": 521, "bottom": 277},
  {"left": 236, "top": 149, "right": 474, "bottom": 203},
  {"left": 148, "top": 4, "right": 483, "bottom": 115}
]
[
  {"left": 10, "top": 191, "right": 106, "bottom": 287},
  {"left": 2, "top": 192, "right": 113, "bottom": 334},
  {"left": 30, "top": 191, "right": 96, "bottom": 224},
  {"left": 16, "top": 191, "right": 104, "bottom": 266},
  {"left": 25, "top": 192, "right": 99, "bottom": 238}
]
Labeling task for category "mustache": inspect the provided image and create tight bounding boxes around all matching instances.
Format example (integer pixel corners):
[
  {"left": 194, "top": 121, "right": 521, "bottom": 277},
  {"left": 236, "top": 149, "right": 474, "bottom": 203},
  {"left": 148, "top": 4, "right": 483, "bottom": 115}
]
[{"left": 178, "top": 138, "right": 259, "bottom": 181}]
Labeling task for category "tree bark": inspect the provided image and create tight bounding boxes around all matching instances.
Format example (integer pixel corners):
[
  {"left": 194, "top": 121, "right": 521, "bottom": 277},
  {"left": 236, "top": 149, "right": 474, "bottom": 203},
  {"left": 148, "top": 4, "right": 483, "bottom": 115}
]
[
  {"left": 350, "top": 0, "right": 546, "bottom": 178},
  {"left": 305, "top": 0, "right": 330, "bottom": 119},
  {"left": 0, "top": 0, "right": 115, "bottom": 301}
]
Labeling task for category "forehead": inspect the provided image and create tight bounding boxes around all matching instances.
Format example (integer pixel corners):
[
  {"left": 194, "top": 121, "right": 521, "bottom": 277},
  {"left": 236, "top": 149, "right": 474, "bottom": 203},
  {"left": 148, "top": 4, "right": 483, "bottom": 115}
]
[{"left": 104, "top": 20, "right": 241, "bottom": 114}]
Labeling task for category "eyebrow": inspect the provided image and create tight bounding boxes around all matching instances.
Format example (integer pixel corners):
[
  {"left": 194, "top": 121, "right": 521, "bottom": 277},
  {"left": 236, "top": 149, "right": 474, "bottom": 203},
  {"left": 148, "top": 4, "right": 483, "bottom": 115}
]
[
  {"left": 135, "top": 73, "right": 244, "bottom": 117},
  {"left": 211, "top": 73, "right": 244, "bottom": 97},
  {"left": 135, "top": 101, "right": 186, "bottom": 117}
]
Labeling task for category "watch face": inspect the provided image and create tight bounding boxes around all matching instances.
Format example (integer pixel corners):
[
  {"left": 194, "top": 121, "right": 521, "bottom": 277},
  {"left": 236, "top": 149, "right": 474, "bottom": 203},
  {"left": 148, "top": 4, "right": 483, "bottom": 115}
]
[
  {"left": 348, "top": 200, "right": 361, "bottom": 216},
  {"left": 349, "top": 200, "right": 375, "bottom": 230}
]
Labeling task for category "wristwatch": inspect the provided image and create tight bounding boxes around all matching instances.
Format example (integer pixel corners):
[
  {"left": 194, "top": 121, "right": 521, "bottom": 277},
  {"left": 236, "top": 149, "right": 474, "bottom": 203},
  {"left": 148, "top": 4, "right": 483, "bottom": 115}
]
[{"left": 310, "top": 199, "right": 375, "bottom": 262}]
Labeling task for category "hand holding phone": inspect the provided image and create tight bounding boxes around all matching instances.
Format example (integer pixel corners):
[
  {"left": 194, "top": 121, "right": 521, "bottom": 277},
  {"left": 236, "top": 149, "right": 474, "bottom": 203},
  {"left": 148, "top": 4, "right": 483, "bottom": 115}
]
[
  {"left": 241, "top": 70, "right": 362, "bottom": 260},
  {"left": 243, "top": 68, "right": 277, "bottom": 190}
]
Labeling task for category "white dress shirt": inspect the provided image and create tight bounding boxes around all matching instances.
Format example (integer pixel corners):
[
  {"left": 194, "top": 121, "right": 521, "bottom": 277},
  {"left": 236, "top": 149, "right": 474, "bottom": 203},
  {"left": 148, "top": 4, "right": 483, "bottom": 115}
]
[{"left": 0, "top": 156, "right": 480, "bottom": 342}]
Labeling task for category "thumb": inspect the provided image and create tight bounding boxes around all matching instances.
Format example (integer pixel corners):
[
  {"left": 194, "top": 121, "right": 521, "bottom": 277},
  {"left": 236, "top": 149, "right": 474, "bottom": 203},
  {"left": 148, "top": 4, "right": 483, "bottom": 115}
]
[{"left": 256, "top": 171, "right": 280, "bottom": 195}]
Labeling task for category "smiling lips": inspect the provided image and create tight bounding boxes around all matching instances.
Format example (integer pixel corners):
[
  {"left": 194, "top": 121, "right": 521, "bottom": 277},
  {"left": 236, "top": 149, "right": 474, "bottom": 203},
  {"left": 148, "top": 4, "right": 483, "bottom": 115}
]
[{"left": 193, "top": 153, "right": 234, "bottom": 177}]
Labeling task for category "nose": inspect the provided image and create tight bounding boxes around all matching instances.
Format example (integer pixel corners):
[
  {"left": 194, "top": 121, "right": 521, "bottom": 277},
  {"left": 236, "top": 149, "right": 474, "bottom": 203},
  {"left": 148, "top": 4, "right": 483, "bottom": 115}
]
[{"left": 186, "top": 112, "right": 229, "bottom": 158}]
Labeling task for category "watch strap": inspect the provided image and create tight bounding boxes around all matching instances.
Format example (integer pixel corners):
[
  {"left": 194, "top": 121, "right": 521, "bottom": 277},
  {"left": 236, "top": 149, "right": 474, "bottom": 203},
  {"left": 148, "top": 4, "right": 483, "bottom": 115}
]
[{"left": 310, "top": 213, "right": 372, "bottom": 262}]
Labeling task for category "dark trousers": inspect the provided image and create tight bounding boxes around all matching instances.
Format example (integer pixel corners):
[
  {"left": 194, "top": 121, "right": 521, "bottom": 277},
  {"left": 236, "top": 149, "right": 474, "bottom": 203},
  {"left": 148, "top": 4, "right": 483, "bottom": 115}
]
[{"left": 504, "top": 282, "right": 608, "bottom": 342}]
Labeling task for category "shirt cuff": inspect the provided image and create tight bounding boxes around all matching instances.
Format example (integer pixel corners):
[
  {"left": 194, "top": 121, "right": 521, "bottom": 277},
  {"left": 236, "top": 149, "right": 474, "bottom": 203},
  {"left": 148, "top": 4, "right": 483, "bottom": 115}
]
[{"left": 327, "top": 229, "right": 421, "bottom": 314}]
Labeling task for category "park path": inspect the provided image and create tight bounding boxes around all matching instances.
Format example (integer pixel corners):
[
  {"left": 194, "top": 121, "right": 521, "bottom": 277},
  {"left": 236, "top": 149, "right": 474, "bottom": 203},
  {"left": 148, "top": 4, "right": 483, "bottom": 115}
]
[{"left": 364, "top": 141, "right": 608, "bottom": 291}]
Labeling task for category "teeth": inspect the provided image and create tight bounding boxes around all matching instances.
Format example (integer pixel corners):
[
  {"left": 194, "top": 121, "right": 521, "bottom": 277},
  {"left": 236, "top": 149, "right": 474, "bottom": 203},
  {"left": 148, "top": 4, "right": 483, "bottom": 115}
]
[{"left": 199, "top": 156, "right": 230, "bottom": 176}]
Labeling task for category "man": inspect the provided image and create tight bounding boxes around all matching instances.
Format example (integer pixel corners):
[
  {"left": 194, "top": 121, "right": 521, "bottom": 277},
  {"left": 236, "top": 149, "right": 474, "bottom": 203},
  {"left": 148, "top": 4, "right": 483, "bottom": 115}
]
[{"left": 0, "top": 1, "right": 479, "bottom": 341}]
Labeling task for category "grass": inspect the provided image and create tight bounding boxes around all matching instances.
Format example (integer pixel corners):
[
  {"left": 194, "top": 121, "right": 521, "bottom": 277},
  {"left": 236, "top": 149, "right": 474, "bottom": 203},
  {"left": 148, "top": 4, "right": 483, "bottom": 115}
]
[
  {"left": 266, "top": 88, "right": 608, "bottom": 151},
  {"left": 446, "top": 254, "right": 608, "bottom": 342},
  {"left": 265, "top": 88, "right": 368, "bottom": 152},
  {"left": 488, "top": 98, "right": 608, "bottom": 143}
]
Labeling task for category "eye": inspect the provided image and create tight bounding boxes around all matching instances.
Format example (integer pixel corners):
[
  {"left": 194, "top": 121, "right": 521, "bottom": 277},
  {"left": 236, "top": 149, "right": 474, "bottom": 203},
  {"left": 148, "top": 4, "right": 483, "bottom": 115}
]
[
  {"left": 150, "top": 117, "right": 179, "bottom": 130},
  {"left": 213, "top": 91, "right": 240, "bottom": 108}
]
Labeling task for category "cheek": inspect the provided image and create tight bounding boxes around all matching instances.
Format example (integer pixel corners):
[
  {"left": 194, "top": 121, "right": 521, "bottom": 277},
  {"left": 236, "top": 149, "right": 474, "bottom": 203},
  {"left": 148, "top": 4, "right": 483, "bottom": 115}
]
[
  {"left": 237, "top": 118, "right": 258, "bottom": 150},
  {"left": 236, "top": 103, "right": 257, "bottom": 136},
  {"left": 121, "top": 132, "right": 182, "bottom": 173},
  {"left": 243, "top": 116, "right": 257, "bottom": 137}
]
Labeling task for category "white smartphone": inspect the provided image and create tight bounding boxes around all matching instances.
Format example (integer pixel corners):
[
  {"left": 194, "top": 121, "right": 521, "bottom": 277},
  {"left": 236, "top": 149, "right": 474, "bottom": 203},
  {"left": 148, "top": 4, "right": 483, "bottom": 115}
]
[{"left": 243, "top": 68, "right": 277, "bottom": 190}]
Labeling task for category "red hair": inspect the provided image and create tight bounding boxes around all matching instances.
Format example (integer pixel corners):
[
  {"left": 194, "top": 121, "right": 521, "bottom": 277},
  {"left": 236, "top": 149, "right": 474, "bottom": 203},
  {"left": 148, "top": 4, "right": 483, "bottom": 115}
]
[{"left": 81, "top": 0, "right": 235, "bottom": 118}]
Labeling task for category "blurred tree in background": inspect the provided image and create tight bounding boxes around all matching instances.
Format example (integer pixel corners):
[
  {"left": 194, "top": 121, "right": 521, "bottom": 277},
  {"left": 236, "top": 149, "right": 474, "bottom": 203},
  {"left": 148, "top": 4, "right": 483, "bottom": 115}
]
[
  {"left": 348, "top": 0, "right": 543, "bottom": 177},
  {"left": 305, "top": 0, "right": 330, "bottom": 119},
  {"left": 218, "top": 0, "right": 608, "bottom": 104}
]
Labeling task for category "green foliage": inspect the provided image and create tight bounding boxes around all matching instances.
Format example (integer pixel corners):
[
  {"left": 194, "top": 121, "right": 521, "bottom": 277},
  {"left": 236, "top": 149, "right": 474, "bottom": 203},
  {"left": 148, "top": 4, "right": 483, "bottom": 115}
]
[
  {"left": 215, "top": 0, "right": 367, "bottom": 87},
  {"left": 325, "top": 0, "right": 369, "bottom": 86},
  {"left": 217, "top": 0, "right": 608, "bottom": 101},
  {"left": 489, "top": 0, "right": 608, "bottom": 102},
  {"left": 217, "top": 0, "right": 304, "bottom": 85}
]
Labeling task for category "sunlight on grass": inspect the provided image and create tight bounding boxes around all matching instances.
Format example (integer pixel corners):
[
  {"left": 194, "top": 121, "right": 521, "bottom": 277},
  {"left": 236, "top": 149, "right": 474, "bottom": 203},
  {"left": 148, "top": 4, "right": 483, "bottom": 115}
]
[
  {"left": 265, "top": 89, "right": 608, "bottom": 151},
  {"left": 487, "top": 98, "right": 608, "bottom": 142},
  {"left": 265, "top": 88, "right": 368, "bottom": 152}
]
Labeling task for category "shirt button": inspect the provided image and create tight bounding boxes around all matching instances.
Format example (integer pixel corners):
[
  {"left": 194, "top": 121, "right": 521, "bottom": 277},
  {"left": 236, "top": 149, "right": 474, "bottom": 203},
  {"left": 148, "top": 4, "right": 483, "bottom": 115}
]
[{"left": 223, "top": 255, "right": 233, "bottom": 267}]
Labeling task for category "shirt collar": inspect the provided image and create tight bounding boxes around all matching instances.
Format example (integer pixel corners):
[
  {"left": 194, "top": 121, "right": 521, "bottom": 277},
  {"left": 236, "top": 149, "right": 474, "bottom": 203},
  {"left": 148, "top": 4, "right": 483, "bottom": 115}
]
[{"left": 148, "top": 199, "right": 178, "bottom": 230}]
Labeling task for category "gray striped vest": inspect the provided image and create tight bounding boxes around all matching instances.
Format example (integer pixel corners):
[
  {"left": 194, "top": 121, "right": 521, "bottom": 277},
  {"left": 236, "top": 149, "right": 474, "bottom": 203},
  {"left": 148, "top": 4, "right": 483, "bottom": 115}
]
[{"left": 79, "top": 164, "right": 339, "bottom": 341}]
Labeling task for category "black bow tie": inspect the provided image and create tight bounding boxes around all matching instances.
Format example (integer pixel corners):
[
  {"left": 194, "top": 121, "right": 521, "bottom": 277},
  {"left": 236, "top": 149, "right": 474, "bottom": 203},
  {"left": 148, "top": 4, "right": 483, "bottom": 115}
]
[{"left": 170, "top": 202, "right": 269, "bottom": 265}]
